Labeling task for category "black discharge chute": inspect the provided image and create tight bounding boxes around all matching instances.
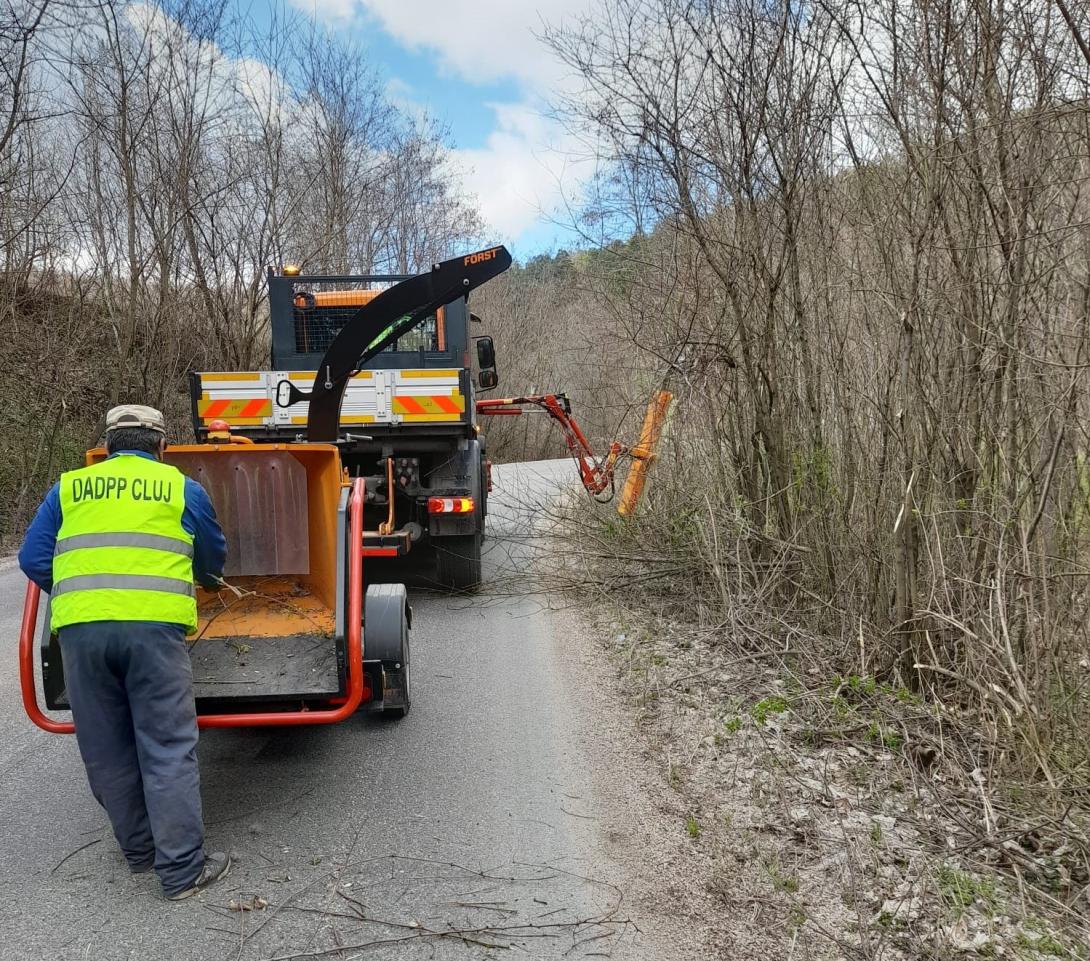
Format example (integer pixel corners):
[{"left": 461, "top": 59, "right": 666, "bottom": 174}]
[{"left": 288, "top": 246, "right": 512, "bottom": 442}]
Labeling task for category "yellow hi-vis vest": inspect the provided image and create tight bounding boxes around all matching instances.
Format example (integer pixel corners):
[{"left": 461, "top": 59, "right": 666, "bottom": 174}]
[{"left": 51, "top": 455, "right": 197, "bottom": 634}]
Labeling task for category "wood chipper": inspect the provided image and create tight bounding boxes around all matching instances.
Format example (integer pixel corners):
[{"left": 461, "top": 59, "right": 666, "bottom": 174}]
[{"left": 19, "top": 248, "right": 512, "bottom": 733}]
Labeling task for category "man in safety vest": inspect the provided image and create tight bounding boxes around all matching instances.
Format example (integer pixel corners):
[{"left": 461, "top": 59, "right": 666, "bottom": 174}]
[{"left": 18, "top": 405, "right": 231, "bottom": 900}]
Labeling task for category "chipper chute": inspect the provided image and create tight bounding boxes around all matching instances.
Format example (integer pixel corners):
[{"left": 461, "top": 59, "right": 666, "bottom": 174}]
[
  {"left": 277, "top": 245, "right": 512, "bottom": 442},
  {"left": 20, "top": 246, "right": 511, "bottom": 733}
]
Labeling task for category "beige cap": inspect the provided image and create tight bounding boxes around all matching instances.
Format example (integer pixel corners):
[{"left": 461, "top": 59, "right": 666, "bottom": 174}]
[{"left": 105, "top": 404, "right": 167, "bottom": 434}]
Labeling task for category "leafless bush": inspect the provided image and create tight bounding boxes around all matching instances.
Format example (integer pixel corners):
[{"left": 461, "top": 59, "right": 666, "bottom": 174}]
[
  {"left": 544, "top": 0, "right": 1090, "bottom": 824},
  {"left": 472, "top": 252, "right": 653, "bottom": 463},
  {"left": 0, "top": 0, "right": 482, "bottom": 542}
]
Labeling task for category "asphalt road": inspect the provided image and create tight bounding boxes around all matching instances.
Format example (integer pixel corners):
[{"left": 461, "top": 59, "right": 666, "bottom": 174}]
[{"left": 0, "top": 460, "right": 680, "bottom": 961}]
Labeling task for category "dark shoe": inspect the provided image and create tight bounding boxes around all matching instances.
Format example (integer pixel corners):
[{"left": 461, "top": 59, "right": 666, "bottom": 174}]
[
  {"left": 166, "top": 852, "right": 230, "bottom": 901},
  {"left": 130, "top": 859, "right": 155, "bottom": 875}
]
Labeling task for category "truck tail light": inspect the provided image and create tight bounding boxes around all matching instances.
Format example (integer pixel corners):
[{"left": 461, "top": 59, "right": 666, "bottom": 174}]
[{"left": 428, "top": 496, "right": 474, "bottom": 514}]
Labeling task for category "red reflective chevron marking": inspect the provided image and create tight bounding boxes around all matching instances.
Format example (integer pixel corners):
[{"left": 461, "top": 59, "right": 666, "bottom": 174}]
[
  {"left": 240, "top": 398, "right": 268, "bottom": 417},
  {"left": 396, "top": 396, "right": 426, "bottom": 415}
]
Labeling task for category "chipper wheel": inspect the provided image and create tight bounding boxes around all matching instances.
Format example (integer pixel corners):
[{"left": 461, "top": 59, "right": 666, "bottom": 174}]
[{"left": 363, "top": 583, "right": 411, "bottom": 718}]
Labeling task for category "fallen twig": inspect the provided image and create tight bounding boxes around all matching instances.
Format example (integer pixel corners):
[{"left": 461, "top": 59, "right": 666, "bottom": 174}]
[{"left": 50, "top": 837, "right": 101, "bottom": 874}]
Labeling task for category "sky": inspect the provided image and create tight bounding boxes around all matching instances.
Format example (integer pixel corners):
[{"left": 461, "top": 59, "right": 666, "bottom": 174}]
[{"left": 269, "top": 0, "right": 599, "bottom": 259}]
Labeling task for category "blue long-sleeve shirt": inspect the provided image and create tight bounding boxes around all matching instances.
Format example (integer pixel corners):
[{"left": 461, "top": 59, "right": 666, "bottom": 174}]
[{"left": 18, "top": 450, "right": 227, "bottom": 594}]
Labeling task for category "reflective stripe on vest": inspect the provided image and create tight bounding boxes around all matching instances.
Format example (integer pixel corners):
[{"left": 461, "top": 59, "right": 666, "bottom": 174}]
[
  {"left": 54, "top": 532, "right": 195, "bottom": 557},
  {"left": 52, "top": 574, "right": 196, "bottom": 598},
  {"left": 51, "top": 455, "right": 197, "bottom": 633}
]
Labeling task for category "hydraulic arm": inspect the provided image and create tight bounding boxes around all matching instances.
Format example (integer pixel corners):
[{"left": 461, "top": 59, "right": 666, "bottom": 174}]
[{"left": 476, "top": 390, "right": 672, "bottom": 515}]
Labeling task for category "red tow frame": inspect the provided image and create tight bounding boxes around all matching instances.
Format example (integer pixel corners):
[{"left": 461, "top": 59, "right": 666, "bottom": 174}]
[{"left": 19, "top": 479, "right": 368, "bottom": 734}]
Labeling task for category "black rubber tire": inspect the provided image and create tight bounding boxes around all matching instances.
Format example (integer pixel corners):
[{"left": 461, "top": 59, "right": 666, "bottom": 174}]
[
  {"left": 435, "top": 532, "right": 482, "bottom": 592},
  {"left": 382, "top": 619, "right": 410, "bottom": 719},
  {"left": 363, "top": 584, "right": 410, "bottom": 718}
]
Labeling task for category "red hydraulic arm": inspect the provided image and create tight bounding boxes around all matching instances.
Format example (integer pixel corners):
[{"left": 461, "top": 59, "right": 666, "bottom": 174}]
[
  {"left": 476, "top": 391, "right": 672, "bottom": 512},
  {"left": 477, "top": 394, "right": 624, "bottom": 499}
]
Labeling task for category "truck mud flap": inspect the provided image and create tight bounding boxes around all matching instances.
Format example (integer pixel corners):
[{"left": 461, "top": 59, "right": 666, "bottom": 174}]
[{"left": 362, "top": 534, "right": 412, "bottom": 558}]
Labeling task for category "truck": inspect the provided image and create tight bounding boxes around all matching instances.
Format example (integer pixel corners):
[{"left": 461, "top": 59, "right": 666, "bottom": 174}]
[
  {"left": 187, "top": 247, "right": 514, "bottom": 591},
  {"left": 20, "top": 248, "right": 512, "bottom": 733}
]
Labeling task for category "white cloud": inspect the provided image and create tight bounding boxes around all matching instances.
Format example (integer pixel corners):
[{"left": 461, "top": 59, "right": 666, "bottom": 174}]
[
  {"left": 284, "top": 0, "right": 598, "bottom": 247},
  {"left": 124, "top": 4, "right": 302, "bottom": 131},
  {"left": 280, "top": 0, "right": 595, "bottom": 89},
  {"left": 357, "top": 0, "right": 592, "bottom": 89},
  {"left": 384, "top": 76, "right": 429, "bottom": 122},
  {"left": 452, "top": 102, "right": 590, "bottom": 242}
]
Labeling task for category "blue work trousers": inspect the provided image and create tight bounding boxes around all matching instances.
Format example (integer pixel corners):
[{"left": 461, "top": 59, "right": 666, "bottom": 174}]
[{"left": 58, "top": 621, "right": 205, "bottom": 895}]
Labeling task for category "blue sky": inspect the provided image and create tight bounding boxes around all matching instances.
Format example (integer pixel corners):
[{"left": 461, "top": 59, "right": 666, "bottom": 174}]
[{"left": 267, "top": 0, "right": 598, "bottom": 258}]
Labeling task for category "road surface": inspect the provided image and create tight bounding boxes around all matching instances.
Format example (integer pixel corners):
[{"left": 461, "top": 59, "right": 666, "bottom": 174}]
[{"left": 0, "top": 460, "right": 689, "bottom": 960}]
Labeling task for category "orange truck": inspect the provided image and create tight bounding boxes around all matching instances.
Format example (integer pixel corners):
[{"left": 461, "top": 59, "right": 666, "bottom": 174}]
[{"left": 187, "top": 252, "right": 513, "bottom": 591}]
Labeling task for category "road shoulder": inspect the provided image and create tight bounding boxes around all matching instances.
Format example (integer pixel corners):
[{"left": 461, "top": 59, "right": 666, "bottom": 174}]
[
  {"left": 549, "top": 606, "right": 715, "bottom": 960},
  {"left": 566, "top": 602, "right": 1090, "bottom": 961}
]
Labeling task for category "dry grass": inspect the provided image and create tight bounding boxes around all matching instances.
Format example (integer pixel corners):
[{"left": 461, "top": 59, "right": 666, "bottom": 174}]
[{"left": 558, "top": 527, "right": 1090, "bottom": 958}]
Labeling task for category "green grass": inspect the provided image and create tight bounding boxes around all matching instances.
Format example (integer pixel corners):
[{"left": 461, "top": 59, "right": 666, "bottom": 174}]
[
  {"left": 883, "top": 730, "right": 904, "bottom": 750},
  {"left": 847, "top": 763, "right": 873, "bottom": 786},
  {"left": 751, "top": 695, "right": 789, "bottom": 724},
  {"left": 891, "top": 685, "right": 920, "bottom": 705},
  {"left": 685, "top": 815, "right": 700, "bottom": 839},
  {"left": 876, "top": 910, "right": 907, "bottom": 932},
  {"left": 764, "top": 857, "right": 799, "bottom": 893},
  {"left": 830, "top": 694, "right": 853, "bottom": 718},
  {"left": 936, "top": 865, "right": 997, "bottom": 914},
  {"left": 847, "top": 674, "right": 878, "bottom": 696},
  {"left": 1016, "top": 934, "right": 1071, "bottom": 958},
  {"left": 865, "top": 721, "right": 904, "bottom": 750},
  {"left": 1015, "top": 918, "right": 1077, "bottom": 959},
  {"left": 830, "top": 674, "right": 921, "bottom": 707}
]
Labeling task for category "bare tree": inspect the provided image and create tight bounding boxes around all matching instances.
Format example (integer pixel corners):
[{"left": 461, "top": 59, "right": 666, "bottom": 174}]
[
  {"left": 0, "top": 0, "right": 488, "bottom": 541},
  {"left": 546, "top": 0, "right": 1090, "bottom": 792}
]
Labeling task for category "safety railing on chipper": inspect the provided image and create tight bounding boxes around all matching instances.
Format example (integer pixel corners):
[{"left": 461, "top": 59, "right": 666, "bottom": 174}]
[{"left": 19, "top": 478, "right": 368, "bottom": 733}]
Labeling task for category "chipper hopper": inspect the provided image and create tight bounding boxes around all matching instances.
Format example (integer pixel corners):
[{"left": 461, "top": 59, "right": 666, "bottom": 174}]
[{"left": 20, "top": 247, "right": 512, "bottom": 733}]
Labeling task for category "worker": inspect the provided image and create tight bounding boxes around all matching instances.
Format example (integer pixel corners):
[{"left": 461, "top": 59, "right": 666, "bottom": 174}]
[{"left": 18, "top": 405, "right": 231, "bottom": 901}]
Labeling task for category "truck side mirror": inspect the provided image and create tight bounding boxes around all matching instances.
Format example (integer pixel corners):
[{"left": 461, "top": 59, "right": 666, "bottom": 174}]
[{"left": 475, "top": 336, "right": 498, "bottom": 391}]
